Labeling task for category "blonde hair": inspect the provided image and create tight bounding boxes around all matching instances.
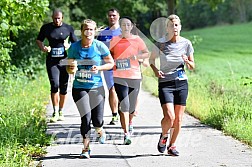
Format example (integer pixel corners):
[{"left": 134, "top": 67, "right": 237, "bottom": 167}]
[
  {"left": 81, "top": 19, "right": 97, "bottom": 31},
  {"left": 166, "top": 14, "right": 181, "bottom": 26}
]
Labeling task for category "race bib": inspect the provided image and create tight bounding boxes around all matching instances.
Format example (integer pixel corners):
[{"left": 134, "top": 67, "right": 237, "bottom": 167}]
[
  {"left": 177, "top": 70, "right": 187, "bottom": 80},
  {"left": 51, "top": 47, "right": 64, "bottom": 57},
  {"left": 116, "top": 59, "right": 131, "bottom": 70},
  {"left": 76, "top": 69, "right": 94, "bottom": 83}
]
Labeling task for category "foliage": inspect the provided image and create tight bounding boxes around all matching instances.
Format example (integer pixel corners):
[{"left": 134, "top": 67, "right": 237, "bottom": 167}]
[
  {"left": 11, "top": 28, "right": 46, "bottom": 79},
  {"left": 0, "top": 0, "right": 49, "bottom": 75},
  {"left": 0, "top": 72, "right": 51, "bottom": 166}
]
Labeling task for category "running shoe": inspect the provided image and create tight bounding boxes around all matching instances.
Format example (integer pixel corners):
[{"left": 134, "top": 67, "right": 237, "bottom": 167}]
[
  {"left": 167, "top": 145, "right": 179, "bottom": 156},
  {"left": 129, "top": 124, "right": 134, "bottom": 135},
  {"left": 58, "top": 111, "right": 65, "bottom": 121},
  {"left": 98, "top": 129, "right": 106, "bottom": 144},
  {"left": 50, "top": 112, "right": 59, "bottom": 123},
  {"left": 124, "top": 134, "right": 131, "bottom": 145},
  {"left": 157, "top": 133, "right": 168, "bottom": 153},
  {"left": 80, "top": 148, "right": 91, "bottom": 159},
  {"left": 109, "top": 115, "right": 118, "bottom": 125}
]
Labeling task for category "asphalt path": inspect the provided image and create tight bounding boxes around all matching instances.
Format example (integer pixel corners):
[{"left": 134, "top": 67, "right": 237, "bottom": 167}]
[{"left": 38, "top": 79, "right": 252, "bottom": 167}]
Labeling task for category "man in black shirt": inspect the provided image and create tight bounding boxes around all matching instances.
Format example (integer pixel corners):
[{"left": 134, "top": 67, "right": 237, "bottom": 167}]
[{"left": 36, "top": 9, "right": 78, "bottom": 123}]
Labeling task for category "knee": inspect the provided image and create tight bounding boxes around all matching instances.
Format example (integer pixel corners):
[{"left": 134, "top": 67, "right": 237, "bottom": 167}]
[
  {"left": 92, "top": 120, "right": 103, "bottom": 128},
  {"left": 163, "top": 114, "right": 175, "bottom": 122},
  {"left": 51, "top": 87, "right": 59, "bottom": 93},
  {"left": 50, "top": 82, "right": 59, "bottom": 93},
  {"left": 174, "top": 116, "right": 183, "bottom": 126}
]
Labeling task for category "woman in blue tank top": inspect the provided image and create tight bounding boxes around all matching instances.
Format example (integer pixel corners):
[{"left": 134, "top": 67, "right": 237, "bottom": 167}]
[{"left": 67, "top": 19, "right": 114, "bottom": 159}]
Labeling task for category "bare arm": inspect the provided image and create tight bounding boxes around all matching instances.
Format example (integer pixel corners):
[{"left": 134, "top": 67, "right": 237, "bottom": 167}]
[
  {"left": 90, "top": 54, "right": 114, "bottom": 73},
  {"left": 136, "top": 48, "right": 149, "bottom": 59},
  {"left": 149, "top": 50, "right": 164, "bottom": 78},
  {"left": 182, "top": 54, "right": 195, "bottom": 70},
  {"left": 36, "top": 40, "right": 50, "bottom": 52}
]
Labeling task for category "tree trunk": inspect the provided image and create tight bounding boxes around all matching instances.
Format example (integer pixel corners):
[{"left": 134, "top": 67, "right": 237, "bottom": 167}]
[{"left": 167, "top": 0, "right": 175, "bottom": 16}]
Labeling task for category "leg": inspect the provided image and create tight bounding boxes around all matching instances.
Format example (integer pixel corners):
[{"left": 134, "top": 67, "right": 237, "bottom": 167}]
[
  {"left": 104, "top": 70, "right": 119, "bottom": 125},
  {"left": 157, "top": 81, "right": 175, "bottom": 153},
  {"left": 109, "top": 86, "right": 119, "bottom": 125},
  {"left": 58, "top": 64, "right": 69, "bottom": 111},
  {"left": 169, "top": 80, "right": 188, "bottom": 146},
  {"left": 46, "top": 58, "right": 60, "bottom": 122},
  {"left": 51, "top": 92, "right": 59, "bottom": 109},
  {"left": 90, "top": 87, "right": 106, "bottom": 144},
  {"left": 161, "top": 103, "right": 175, "bottom": 136},
  {"left": 109, "top": 86, "right": 118, "bottom": 115},
  {"left": 167, "top": 80, "right": 188, "bottom": 156},
  {"left": 72, "top": 88, "right": 92, "bottom": 158},
  {"left": 59, "top": 94, "right": 66, "bottom": 109},
  {"left": 169, "top": 105, "right": 185, "bottom": 145},
  {"left": 128, "top": 79, "right": 141, "bottom": 134},
  {"left": 114, "top": 81, "right": 130, "bottom": 134},
  {"left": 119, "top": 111, "right": 129, "bottom": 133}
]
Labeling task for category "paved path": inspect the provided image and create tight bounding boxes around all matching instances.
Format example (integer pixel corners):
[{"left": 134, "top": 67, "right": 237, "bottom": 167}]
[{"left": 38, "top": 81, "right": 252, "bottom": 167}]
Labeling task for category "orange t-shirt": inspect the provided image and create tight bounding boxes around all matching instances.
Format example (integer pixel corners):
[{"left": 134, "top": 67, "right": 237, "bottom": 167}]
[{"left": 110, "top": 35, "right": 147, "bottom": 79}]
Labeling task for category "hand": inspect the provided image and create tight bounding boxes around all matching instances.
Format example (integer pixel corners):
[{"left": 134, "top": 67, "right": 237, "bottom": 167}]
[
  {"left": 66, "top": 59, "right": 77, "bottom": 74},
  {"left": 64, "top": 42, "right": 71, "bottom": 50},
  {"left": 43, "top": 46, "right": 51, "bottom": 52},
  {"left": 130, "top": 55, "right": 137, "bottom": 60},
  {"left": 90, "top": 65, "right": 99, "bottom": 74},
  {"left": 182, "top": 54, "right": 189, "bottom": 64},
  {"left": 155, "top": 70, "right": 165, "bottom": 78},
  {"left": 64, "top": 36, "right": 70, "bottom": 50}
]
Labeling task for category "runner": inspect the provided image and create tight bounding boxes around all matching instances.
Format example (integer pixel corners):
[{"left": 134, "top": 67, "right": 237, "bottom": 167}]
[
  {"left": 36, "top": 9, "right": 78, "bottom": 123},
  {"left": 149, "top": 14, "right": 195, "bottom": 156},
  {"left": 67, "top": 19, "right": 114, "bottom": 159},
  {"left": 110, "top": 16, "right": 149, "bottom": 145},
  {"left": 97, "top": 8, "right": 121, "bottom": 125}
]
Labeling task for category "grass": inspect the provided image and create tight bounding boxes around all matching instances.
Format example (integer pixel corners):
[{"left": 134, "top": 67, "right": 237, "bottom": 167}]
[
  {"left": 142, "top": 22, "right": 252, "bottom": 146},
  {"left": 0, "top": 72, "right": 51, "bottom": 167}
]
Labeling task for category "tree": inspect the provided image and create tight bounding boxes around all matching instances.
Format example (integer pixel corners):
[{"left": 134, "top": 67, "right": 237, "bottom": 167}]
[
  {"left": 0, "top": 0, "right": 49, "bottom": 75},
  {"left": 167, "top": 0, "right": 225, "bottom": 16}
]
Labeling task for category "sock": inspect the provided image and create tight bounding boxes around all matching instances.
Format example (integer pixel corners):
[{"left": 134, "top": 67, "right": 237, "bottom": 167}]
[
  {"left": 112, "top": 113, "right": 117, "bottom": 117},
  {"left": 58, "top": 108, "right": 63, "bottom": 113},
  {"left": 129, "top": 121, "right": 133, "bottom": 125},
  {"left": 53, "top": 106, "right": 59, "bottom": 113}
]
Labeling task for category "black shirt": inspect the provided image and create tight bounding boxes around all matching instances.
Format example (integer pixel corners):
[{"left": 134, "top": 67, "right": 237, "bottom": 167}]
[{"left": 37, "top": 22, "right": 78, "bottom": 58}]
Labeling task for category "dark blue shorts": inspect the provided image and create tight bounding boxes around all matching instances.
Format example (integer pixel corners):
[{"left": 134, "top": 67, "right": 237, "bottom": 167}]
[{"left": 158, "top": 80, "right": 188, "bottom": 106}]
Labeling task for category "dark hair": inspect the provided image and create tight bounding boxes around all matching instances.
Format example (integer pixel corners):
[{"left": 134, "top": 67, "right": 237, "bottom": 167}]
[
  {"left": 120, "top": 16, "right": 134, "bottom": 25},
  {"left": 119, "top": 16, "right": 138, "bottom": 35},
  {"left": 108, "top": 8, "right": 120, "bottom": 14}
]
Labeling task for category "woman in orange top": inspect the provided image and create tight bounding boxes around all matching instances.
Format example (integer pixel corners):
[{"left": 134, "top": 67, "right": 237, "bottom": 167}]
[{"left": 110, "top": 16, "right": 149, "bottom": 145}]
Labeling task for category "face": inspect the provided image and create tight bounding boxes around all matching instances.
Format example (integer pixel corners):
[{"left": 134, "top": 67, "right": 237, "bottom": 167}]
[
  {"left": 81, "top": 23, "right": 96, "bottom": 40},
  {"left": 120, "top": 18, "right": 133, "bottom": 35},
  {"left": 167, "top": 19, "right": 181, "bottom": 39},
  {"left": 108, "top": 11, "right": 120, "bottom": 26},
  {"left": 52, "top": 12, "right": 63, "bottom": 26}
]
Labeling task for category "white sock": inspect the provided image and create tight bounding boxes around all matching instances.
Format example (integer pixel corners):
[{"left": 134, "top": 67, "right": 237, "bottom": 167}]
[{"left": 53, "top": 106, "right": 59, "bottom": 113}]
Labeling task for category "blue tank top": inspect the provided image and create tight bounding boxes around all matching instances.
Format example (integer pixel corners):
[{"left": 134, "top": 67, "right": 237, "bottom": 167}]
[{"left": 68, "top": 39, "right": 110, "bottom": 89}]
